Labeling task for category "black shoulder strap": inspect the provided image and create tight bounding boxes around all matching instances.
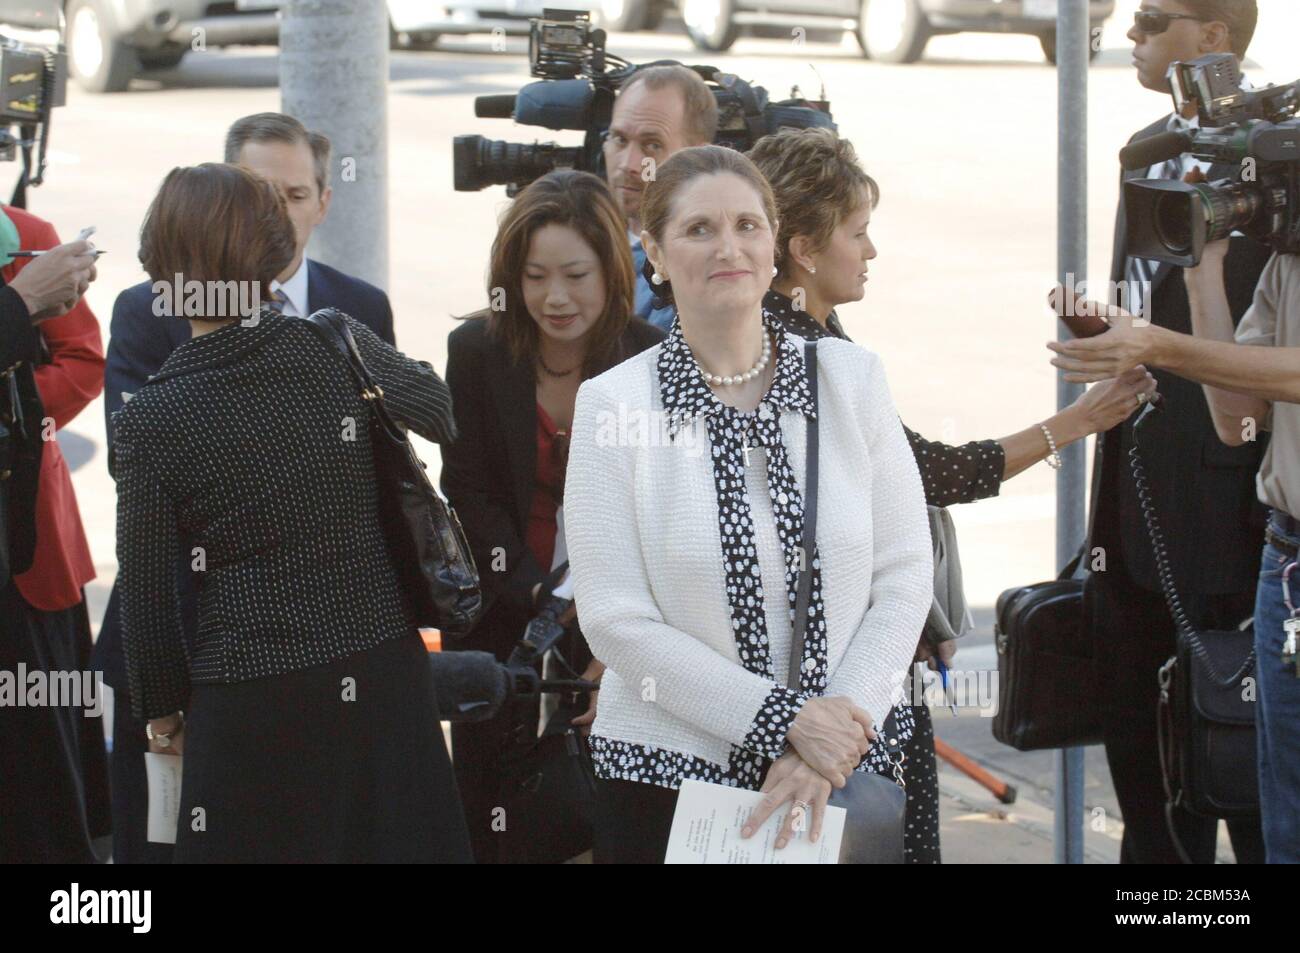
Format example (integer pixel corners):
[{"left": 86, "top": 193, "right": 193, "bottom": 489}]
[
  {"left": 789, "top": 338, "right": 819, "bottom": 689},
  {"left": 304, "top": 307, "right": 403, "bottom": 438}
]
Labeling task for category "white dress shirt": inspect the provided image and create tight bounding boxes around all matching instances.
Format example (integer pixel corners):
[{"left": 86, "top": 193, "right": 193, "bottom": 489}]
[{"left": 270, "top": 257, "right": 310, "bottom": 318}]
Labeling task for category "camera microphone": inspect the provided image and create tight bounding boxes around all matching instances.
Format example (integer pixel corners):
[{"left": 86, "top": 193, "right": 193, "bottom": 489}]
[{"left": 1120, "top": 131, "right": 1194, "bottom": 172}]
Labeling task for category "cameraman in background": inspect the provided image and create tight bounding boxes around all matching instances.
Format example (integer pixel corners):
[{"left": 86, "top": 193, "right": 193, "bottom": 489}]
[
  {"left": 603, "top": 64, "right": 717, "bottom": 332},
  {"left": 1074, "top": 0, "right": 1269, "bottom": 865}
]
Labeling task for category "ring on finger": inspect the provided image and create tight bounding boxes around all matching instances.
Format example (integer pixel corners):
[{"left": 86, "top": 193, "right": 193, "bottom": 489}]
[{"left": 1136, "top": 391, "right": 1149, "bottom": 406}]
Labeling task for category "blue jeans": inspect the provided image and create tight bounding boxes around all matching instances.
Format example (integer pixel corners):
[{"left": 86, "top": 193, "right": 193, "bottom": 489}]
[{"left": 1254, "top": 514, "right": 1300, "bottom": 862}]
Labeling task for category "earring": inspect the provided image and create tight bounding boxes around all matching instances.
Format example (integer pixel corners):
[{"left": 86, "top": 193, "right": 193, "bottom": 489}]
[
  {"left": 809, "top": 266, "right": 816, "bottom": 274},
  {"left": 651, "top": 272, "right": 664, "bottom": 286},
  {"left": 771, "top": 266, "right": 778, "bottom": 277}
]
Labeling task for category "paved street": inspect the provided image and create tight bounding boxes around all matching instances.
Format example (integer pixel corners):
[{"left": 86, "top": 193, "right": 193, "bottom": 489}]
[{"left": 30, "top": 0, "right": 1296, "bottom": 862}]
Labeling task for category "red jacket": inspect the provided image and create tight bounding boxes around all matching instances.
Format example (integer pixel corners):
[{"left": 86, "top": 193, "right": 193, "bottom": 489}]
[{"left": 2, "top": 206, "right": 103, "bottom": 611}]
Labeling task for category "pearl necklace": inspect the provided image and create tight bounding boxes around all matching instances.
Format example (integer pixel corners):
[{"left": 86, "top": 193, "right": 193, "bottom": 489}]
[{"left": 697, "top": 331, "right": 772, "bottom": 387}]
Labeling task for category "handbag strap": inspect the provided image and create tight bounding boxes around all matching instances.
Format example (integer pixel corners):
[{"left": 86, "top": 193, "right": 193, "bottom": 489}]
[
  {"left": 789, "top": 339, "right": 819, "bottom": 689},
  {"left": 304, "top": 308, "right": 404, "bottom": 438}
]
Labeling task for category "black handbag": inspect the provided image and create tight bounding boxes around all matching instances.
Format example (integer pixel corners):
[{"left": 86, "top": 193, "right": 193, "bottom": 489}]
[
  {"left": 793, "top": 339, "right": 906, "bottom": 865},
  {"left": 992, "top": 549, "right": 1103, "bottom": 750},
  {"left": 306, "top": 308, "right": 483, "bottom": 640},
  {"left": 1129, "top": 406, "right": 1258, "bottom": 843},
  {"left": 496, "top": 706, "right": 598, "bottom": 864}
]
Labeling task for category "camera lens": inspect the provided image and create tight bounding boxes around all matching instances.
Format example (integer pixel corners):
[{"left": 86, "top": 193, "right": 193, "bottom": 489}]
[
  {"left": 1154, "top": 192, "right": 1194, "bottom": 255},
  {"left": 1204, "top": 184, "right": 1263, "bottom": 243}
]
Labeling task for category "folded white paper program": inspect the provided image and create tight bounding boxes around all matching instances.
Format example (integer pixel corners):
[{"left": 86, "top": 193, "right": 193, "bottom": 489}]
[
  {"left": 664, "top": 779, "right": 844, "bottom": 864},
  {"left": 144, "top": 752, "right": 183, "bottom": 844}
]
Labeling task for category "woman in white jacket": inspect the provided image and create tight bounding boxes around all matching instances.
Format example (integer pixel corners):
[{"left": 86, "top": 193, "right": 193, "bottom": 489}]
[{"left": 564, "top": 145, "right": 932, "bottom": 863}]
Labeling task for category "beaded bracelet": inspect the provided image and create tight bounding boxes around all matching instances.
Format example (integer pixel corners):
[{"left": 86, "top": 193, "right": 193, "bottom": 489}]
[{"left": 1039, "top": 423, "right": 1062, "bottom": 470}]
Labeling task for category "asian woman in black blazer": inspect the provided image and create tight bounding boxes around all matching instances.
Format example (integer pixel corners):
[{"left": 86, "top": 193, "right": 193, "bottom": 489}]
[{"left": 441, "top": 170, "right": 664, "bottom": 863}]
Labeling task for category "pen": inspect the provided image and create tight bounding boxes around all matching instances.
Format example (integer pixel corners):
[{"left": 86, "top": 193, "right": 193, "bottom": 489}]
[
  {"left": 8, "top": 225, "right": 102, "bottom": 257},
  {"left": 8, "top": 250, "right": 106, "bottom": 258},
  {"left": 935, "top": 657, "right": 958, "bottom": 716}
]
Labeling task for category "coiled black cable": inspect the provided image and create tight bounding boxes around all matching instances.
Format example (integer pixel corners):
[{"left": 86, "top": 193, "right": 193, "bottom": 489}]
[{"left": 1129, "top": 406, "right": 1256, "bottom": 687}]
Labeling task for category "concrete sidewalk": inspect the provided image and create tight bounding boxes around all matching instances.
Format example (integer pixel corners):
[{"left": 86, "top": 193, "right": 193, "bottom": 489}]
[{"left": 933, "top": 612, "right": 1239, "bottom": 864}]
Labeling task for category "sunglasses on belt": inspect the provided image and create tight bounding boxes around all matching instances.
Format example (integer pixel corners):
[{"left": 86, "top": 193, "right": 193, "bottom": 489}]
[{"left": 1133, "top": 9, "right": 1209, "bottom": 35}]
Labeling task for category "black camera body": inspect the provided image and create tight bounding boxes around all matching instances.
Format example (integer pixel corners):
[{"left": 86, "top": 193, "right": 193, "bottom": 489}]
[
  {"left": 1123, "top": 53, "right": 1299, "bottom": 267},
  {"left": 0, "top": 34, "right": 65, "bottom": 197},
  {"left": 453, "top": 8, "right": 836, "bottom": 195}
]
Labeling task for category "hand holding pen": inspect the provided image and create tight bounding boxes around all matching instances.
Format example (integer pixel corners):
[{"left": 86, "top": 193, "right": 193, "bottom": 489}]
[
  {"left": 7, "top": 227, "right": 99, "bottom": 322},
  {"left": 8, "top": 225, "right": 106, "bottom": 259}
]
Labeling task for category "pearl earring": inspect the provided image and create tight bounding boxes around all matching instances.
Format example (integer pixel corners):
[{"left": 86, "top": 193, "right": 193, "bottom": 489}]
[
  {"left": 651, "top": 272, "right": 664, "bottom": 286},
  {"left": 771, "top": 266, "right": 778, "bottom": 277}
]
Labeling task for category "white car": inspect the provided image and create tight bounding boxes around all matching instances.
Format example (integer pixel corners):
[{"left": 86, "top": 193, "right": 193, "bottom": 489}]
[
  {"left": 0, "top": 0, "right": 662, "bottom": 95},
  {"left": 679, "top": 0, "right": 1117, "bottom": 63},
  {"left": 388, "top": 0, "right": 668, "bottom": 45}
]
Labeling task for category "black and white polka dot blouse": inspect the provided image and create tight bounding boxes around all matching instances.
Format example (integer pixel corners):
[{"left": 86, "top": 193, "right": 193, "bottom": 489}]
[
  {"left": 763, "top": 289, "right": 1007, "bottom": 507},
  {"left": 111, "top": 310, "right": 456, "bottom": 721},
  {"left": 587, "top": 306, "right": 914, "bottom": 788}
]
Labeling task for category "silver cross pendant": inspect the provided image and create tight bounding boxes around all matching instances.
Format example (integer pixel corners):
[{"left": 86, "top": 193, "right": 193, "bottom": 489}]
[{"left": 742, "top": 443, "right": 762, "bottom": 467}]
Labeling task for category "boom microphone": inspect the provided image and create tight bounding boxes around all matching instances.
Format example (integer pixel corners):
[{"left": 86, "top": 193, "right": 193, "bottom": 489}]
[
  {"left": 1120, "top": 130, "right": 1195, "bottom": 172},
  {"left": 429, "top": 650, "right": 509, "bottom": 723}
]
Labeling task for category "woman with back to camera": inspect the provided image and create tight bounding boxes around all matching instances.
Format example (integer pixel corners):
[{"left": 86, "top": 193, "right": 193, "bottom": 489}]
[
  {"left": 563, "top": 144, "right": 934, "bottom": 863},
  {"left": 113, "top": 163, "right": 471, "bottom": 863},
  {"left": 747, "top": 125, "right": 1159, "bottom": 863},
  {"left": 440, "top": 169, "right": 664, "bottom": 863}
]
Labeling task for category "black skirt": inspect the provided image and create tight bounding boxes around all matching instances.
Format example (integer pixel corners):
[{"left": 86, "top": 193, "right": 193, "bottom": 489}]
[
  {"left": 0, "top": 583, "right": 111, "bottom": 863},
  {"left": 174, "top": 630, "right": 472, "bottom": 863}
]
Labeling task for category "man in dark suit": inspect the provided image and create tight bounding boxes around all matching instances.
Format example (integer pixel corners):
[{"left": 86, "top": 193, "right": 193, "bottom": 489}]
[
  {"left": 1085, "top": 0, "right": 1268, "bottom": 864},
  {"left": 94, "top": 112, "right": 396, "bottom": 864}
]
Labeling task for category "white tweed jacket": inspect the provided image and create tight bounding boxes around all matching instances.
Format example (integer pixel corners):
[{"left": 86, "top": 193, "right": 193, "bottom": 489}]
[{"left": 564, "top": 329, "right": 933, "bottom": 781}]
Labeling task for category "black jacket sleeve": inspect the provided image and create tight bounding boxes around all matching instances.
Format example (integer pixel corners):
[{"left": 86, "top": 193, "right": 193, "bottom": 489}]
[
  {"left": 0, "top": 285, "right": 42, "bottom": 373},
  {"left": 905, "top": 424, "right": 1006, "bottom": 508},
  {"left": 340, "top": 313, "right": 456, "bottom": 446},
  {"left": 440, "top": 323, "right": 548, "bottom": 615}
]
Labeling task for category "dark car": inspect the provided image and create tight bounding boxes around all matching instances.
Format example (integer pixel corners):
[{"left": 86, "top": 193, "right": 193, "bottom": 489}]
[{"left": 678, "top": 0, "right": 1116, "bottom": 63}]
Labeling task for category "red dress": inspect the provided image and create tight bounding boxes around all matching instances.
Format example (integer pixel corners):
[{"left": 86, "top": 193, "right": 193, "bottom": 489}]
[{"left": 525, "top": 402, "right": 565, "bottom": 573}]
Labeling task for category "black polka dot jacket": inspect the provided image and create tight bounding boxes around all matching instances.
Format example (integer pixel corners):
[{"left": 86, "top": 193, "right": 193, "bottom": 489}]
[{"left": 110, "top": 310, "right": 456, "bottom": 721}]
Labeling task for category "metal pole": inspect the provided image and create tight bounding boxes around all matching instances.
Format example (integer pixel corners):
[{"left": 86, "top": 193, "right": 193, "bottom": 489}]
[
  {"left": 1055, "top": 0, "right": 1089, "bottom": 865},
  {"left": 279, "top": 0, "right": 390, "bottom": 290}
]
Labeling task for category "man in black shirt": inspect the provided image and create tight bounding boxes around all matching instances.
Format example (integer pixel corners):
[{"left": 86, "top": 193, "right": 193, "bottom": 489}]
[{"left": 1085, "top": 0, "right": 1268, "bottom": 864}]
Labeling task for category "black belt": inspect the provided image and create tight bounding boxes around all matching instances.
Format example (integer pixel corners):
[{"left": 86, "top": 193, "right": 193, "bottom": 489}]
[{"left": 1267, "top": 509, "right": 1299, "bottom": 559}]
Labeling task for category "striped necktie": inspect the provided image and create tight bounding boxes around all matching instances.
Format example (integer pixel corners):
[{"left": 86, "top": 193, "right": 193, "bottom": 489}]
[{"left": 267, "top": 289, "right": 288, "bottom": 314}]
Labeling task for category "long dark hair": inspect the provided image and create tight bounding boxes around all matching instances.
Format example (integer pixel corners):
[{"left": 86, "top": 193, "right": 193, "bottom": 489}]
[{"left": 465, "top": 170, "right": 638, "bottom": 380}]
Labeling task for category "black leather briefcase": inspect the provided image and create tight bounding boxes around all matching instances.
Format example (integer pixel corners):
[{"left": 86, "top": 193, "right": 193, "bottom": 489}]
[{"left": 993, "top": 553, "right": 1103, "bottom": 751}]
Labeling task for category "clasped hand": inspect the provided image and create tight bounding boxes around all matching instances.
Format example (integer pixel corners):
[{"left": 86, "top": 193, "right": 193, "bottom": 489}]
[{"left": 742, "top": 695, "right": 875, "bottom": 850}]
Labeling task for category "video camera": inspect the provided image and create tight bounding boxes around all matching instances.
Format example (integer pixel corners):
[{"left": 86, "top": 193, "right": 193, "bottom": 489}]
[
  {"left": 454, "top": 8, "right": 836, "bottom": 195},
  {"left": 1121, "top": 53, "right": 1299, "bottom": 267},
  {"left": 0, "top": 34, "right": 64, "bottom": 197}
]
